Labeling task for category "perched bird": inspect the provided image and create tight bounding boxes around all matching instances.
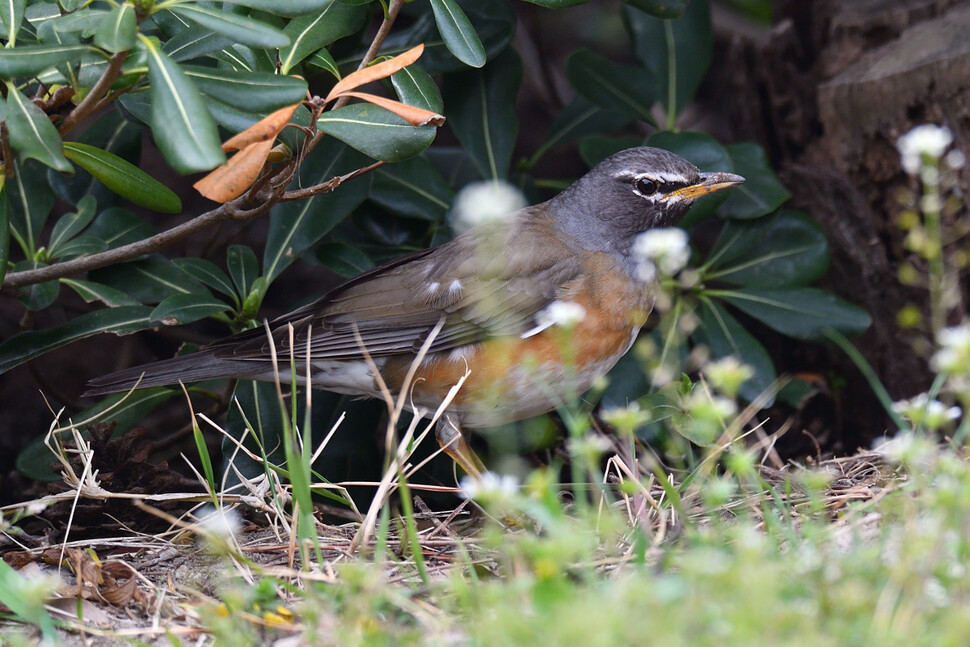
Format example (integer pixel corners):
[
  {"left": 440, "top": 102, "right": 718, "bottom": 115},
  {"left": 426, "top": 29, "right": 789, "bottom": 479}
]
[{"left": 87, "top": 147, "right": 743, "bottom": 476}]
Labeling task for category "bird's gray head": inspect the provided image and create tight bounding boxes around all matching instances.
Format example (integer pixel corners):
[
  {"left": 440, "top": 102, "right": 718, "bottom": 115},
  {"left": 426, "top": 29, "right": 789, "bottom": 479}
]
[{"left": 549, "top": 146, "right": 744, "bottom": 256}]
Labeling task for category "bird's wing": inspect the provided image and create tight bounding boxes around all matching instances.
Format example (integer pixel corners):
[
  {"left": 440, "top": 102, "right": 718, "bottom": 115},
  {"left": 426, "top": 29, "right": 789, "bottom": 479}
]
[{"left": 213, "top": 212, "right": 584, "bottom": 362}]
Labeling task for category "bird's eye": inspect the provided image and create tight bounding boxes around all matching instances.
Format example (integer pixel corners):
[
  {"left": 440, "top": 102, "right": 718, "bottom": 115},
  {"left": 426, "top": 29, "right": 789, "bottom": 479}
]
[{"left": 634, "top": 177, "right": 659, "bottom": 196}]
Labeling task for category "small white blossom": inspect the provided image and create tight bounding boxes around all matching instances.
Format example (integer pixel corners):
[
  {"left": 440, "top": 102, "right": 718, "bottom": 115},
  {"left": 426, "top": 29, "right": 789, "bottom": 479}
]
[
  {"left": 897, "top": 124, "right": 953, "bottom": 175},
  {"left": 536, "top": 300, "right": 586, "bottom": 329},
  {"left": 703, "top": 356, "right": 754, "bottom": 398},
  {"left": 450, "top": 180, "right": 527, "bottom": 233},
  {"left": 891, "top": 393, "right": 960, "bottom": 430},
  {"left": 945, "top": 149, "right": 966, "bottom": 170},
  {"left": 632, "top": 228, "right": 690, "bottom": 280},
  {"left": 197, "top": 505, "right": 243, "bottom": 542},
  {"left": 932, "top": 321, "right": 970, "bottom": 374},
  {"left": 460, "top": 472, "right": 519, "bottom": 503},
  {"left": 875, "top": 431, "right": 937, "bottom": 468}
]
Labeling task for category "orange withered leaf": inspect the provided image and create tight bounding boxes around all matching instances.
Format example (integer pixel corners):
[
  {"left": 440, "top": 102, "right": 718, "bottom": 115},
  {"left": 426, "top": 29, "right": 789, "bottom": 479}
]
[
  {"left": 325, "top": 44, "right": 425, "bottom": 103},
  {"left": 337, "top": 91, "right": 445, "bottom": 126}
]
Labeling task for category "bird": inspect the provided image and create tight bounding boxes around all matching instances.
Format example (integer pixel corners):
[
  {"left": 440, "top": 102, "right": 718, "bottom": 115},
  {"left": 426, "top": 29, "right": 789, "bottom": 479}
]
[{"left": 86, "top": 147, "right": 743, "bottom": 477}]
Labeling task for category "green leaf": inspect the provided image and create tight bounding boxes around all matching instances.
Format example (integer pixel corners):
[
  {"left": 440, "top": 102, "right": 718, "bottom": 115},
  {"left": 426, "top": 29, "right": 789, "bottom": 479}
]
[
  {"left": 227, "top": 244, "right": 259, "bottom": 300},
  {"left": 61, "top": 278, "right": 141, "bottom": 306},
  {"left": 718, "top": 287, "right": 872, "bottom": 341},
  {"left": 695, "top": 299, "right": 776, "bottom": 405},
  {"left": 430, "top": 0, "right": 486, "bottom": 68},
  {"left": 707, "top": 210, "right": 829, "bottom": 288},
  {"left": 169, "top": 6, "right": 289, "bottom": 49},
  {"left": 624, "top": 0, "right": 711, "bottom": 123},
  {"left": 0, "top": 182, "right": 8, "bottom": 286},
  {"left": 264, "top": 139, "right": 370, "bottom": 282},
  {"left": 0, "top": 0, "right": 25, "bottom": 45},
  {"left": 12, "top": 259, "right": 58, "bottom": 310},
  {"left": 646, "top": 130, "right": 734, "bottom": 226},
  {"left": 85, "top": 207, "right": 155, "bottom": 249},
  {"left": 392, "top": 65, "right": 444, "bottom": 113},
  {"left": 51, "top": 9, "right": 109, "bottom": 35},
  {"left": 534, "top": 96, "right": 632, "bottom": 165},
  {"left": 94, "top": 2, "right": 135, "bottom": 52},
  {"left": 717, "top": 142, "right": 790, "bottom": 220},
  {"left": 63, "top": 142, "right": 182, "bottom": 213},
  {"left": 3, "top": 83, "right": 72, "bottom": 173},
  {"left": 579, "top": 135, "right": 644, "bottom": 167},
  {"left": 317, "top": 103, "right": 436, "bottom": 163},
  {"left": 279, "top": 0, "right": 367, "bottom": 74},
  {"left": 441, "top": 48, "right": 521, "bottom": 179},
  {"left": 162, "top": 26, "right": 233, "bottom": 62},
  {"left": 48, "top": 194, "right": 97, "bottom": 258},
  {"left": 7, "top": 160, "right": 54, "bottom": 257},
  {"left": 173, "top": 257, "right": 239, "bottom": 305},
  {"left": 623, "top": 0, "right": 688, "bottom": 18},
  {"left": 306, "top": 47, "right": 340, "bottom": 79},
  {"left": 0, "top": 43, "right": 89, "bottom": 77},
  {"left": 151, "top": 293, "right": 232, "bottom": 325},
  {"left": 566, "top": 49, "right": 658, "bottom": 123},
  {"left": 221, "top": 0, "right": 344, "bottom": 17},
  {"left": 370, "top": 156, "right": 454, "bottom": 220},
  {"left": 141, "top": 37, "right": 225, "bottom": 173},
  {"left": 89, "top": 256, "right": 207, "bottom": 303},
  {"left": 182, "top": 65, "right": 308, "bottom": 112},
  {"left": 51, "top": 234, "right": 107, "bottom": 259},
  {"left": 314, "top": 242, "right": 374, "bottom": 278},
  {"left": 0, "top": 305, "right": 154, "bottom": 374}
]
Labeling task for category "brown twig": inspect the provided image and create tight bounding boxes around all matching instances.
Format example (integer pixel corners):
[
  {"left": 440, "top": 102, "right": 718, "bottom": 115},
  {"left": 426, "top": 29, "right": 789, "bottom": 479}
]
[
  {"left": 1, "top": 189, "right": 276, "bottom": 290},
  {"left": 280, "top": 161, "right": 384, "bottom": 201},
  {"left": 58, "top": 51, "right": 129, "bottom": 135}
]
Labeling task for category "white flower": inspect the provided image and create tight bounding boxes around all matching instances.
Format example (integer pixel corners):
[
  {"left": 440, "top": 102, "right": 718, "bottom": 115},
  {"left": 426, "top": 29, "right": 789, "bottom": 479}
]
[
  {"left": 536, "top": 300, "right": 586, "bottom": 328},
  {"left": 945, "top": 149, "right": 966, "bottom": 170},
  {"left": 897, "top": 124, "right": 953, "bottom": 175},
  {"left": 703, "top": 356, "right": 754, "bottom": 398},
  {"left": 197, "top": 505, "right": 243, "bottom": 542},
  {"left": 932, "top": 321, "right": 970, "bottom": 374},
  {"left": 460, "top": 472, "right": 519, "bottom": 503},
  {"left": 633, "top": 228, "right": 690, "bottom": 281},
  {"left": 450, "top": 180, "right": 527, "bottom": 233},
  {"left": 891, "top": 392, "right": 961, "bottom": 430}
]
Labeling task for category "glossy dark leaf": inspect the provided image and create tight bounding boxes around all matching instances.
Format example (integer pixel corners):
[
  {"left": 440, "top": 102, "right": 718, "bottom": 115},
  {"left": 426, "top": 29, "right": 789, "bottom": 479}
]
[
  {"left": 142, "top": 38, "right": 225, "bottom": 173},
  {"left": 535, "top": 96, "right": 632, "bottom": 164},
  {"left": 707, "top": 210, "right": 829, "bottom": 288},
  {"left": 520, "top": 0, "right": 589, "bottom": 6},
  {"left": 717, "top": 142, "right": 790, "bottom": 220},
  {"left": 7, "top": 160, "right": 55, "bottom": 256},
  {"left": 4, "top": 83, "right": 73, "bottom": 173},
  {"left": 51, "top": 9, "right": 108, "bottom": 36},
  {"left": 279, "top": 1, "right": 367, "bottom": 74},
  {"left": 695, "top": 299, "right": 776, "bottom": 405},
  {"left": 566, "top": 49, "right": 658, "bottom": 122},
  {"left": 0, "top": 306, "right": 155, "bottom": 374},
  {"left": 314, "top": 242, "right": 374, "bottom": 278},
  {"left": 441, "top": 48, "right": 521, "bottom": 179},
  {"left": 62, "top": 142, "right": 182, "bottom": 213},
  {"left": 579, "top": 135, "right": 643, "bottom": 167},
  {"left": 89, "top": 256, "right": 207, "bottom": 304},
  {"left": 429, "top": 0, "right": 486, "bottom": 68},
  {"left": 0, "top": 0, "right": 24, "bottom": 44},
  {"left": 61, "top": 278, "right": 141, "bottom": 307},
  {"left": 13, "top": 260, "right": 59, "bottom": 311},
  {"left": 221, "top": 0, "right": 344, "bottom": 17},
  {"left": 170, "top": 5, "right": 289, "bottom": 49},
  {"left": 718, "top": 287, "right": 872, "bottom": 341},
  {"left": 264, "top": 140, "right": 371, "bottom": 282},
  {"left": 48, "top": 194, "right": 97, "bottom": 258},
  {"left": 51, "top": 234, "right": 107, "bottom": 259},
  {"left": 173, "top": 258, "right": 238, "bottom": 304},
  {"left": 370, "top": 156, "right": 454, "bottom": 220},
  {"left": 317, "top": 103, "right": 436, "bottom": 162},
  {"left": 624, "top": 0, "right": 711, "bottom": 121},
  {"left": 94, "top": 2, "right": 135, "bottom": 52},
  {"left": 0, "top": 43, "right": 89, "bottom": 77},
  {"left": 0, "top": 184, "right": 8, "bottom": 286},
  {"left": 392, "top": 65, "right": 444, "bottom": 113},
  {"left": 162, "top": 26, "right": 233, "bottom": 62},
  {"left": 306, "top": 47, "right": 340, "bottom": 79},
  {"left": 183, "top": 65, "right": 308, "bottom": 112},
  {"left": 151, "top": 293, "right": 232, "bottom": 325},
  {"left": 85, "top": 207, "right": 155, "bottom": 249},
  {"left": 227, "top": 244, "right": 259, "bottom": 300}
]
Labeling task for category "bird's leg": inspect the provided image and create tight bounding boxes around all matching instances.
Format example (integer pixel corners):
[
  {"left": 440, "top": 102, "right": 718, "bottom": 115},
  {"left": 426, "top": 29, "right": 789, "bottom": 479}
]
[{"left": 436, "top": 412, "right": 487, "bottom": 478}]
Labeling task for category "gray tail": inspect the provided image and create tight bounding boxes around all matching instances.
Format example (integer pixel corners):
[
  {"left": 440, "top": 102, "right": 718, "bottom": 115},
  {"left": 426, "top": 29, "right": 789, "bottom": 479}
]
[{"left": 85, "top": 352, "right": 265, "bottom": 397}]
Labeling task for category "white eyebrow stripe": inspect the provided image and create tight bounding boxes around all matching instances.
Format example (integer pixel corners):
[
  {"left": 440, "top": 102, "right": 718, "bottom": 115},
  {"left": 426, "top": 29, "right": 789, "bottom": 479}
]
[{"left": 613, "top": 169, "right": 691, "bottom": 184}]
